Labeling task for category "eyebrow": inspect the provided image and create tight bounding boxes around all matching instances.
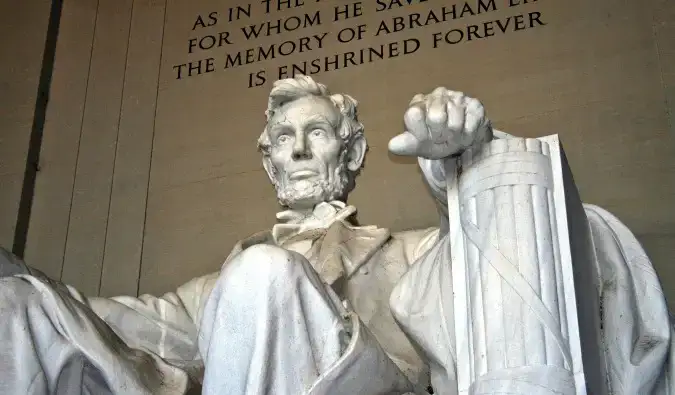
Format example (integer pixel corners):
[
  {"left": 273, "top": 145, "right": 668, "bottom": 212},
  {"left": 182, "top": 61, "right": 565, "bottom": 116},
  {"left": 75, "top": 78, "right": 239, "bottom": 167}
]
[
  {"left": 267, "top": 123, "right": 291, "bottom": 136},
  {"left": 303, "top": 115, "right": 336, "bottom": 128},
  {"left": 267, "top": 114, "right": 337, "bottom": 136}
]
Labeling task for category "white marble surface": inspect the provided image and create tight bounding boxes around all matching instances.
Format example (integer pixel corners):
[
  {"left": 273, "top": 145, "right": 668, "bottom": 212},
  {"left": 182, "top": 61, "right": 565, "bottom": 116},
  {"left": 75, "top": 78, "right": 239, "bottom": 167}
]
[
  {"left": 446, "top": 135, "right": 602, "bottom": 394},
  {"left": 0, "top": 76, "right": 672, "bottom": 394}
]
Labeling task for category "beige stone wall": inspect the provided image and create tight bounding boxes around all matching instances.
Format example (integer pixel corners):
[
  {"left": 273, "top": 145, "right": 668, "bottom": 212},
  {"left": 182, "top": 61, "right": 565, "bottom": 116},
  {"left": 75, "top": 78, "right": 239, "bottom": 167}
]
[
  {"left": 24, "top": 0, "right": 675, "bottom": 301},
  {"left": 0, "top": 0, "right": 51, "bottom": 251}
]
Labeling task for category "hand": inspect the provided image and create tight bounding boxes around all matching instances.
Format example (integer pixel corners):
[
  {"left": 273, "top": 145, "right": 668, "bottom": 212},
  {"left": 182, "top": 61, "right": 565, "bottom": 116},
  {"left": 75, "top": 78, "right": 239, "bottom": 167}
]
[{"left": 388, "top": 87, "right": 492, "bottom": 160}]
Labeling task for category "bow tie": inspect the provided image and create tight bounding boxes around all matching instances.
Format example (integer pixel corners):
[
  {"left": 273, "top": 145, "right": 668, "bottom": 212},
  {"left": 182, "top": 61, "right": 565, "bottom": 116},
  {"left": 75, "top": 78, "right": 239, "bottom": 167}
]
[
  {"left": 272, "top": 201, "right": 357, "bottom": 246},
  {"left": 270, "top": 201, "right": 391, "bottom": 291}
]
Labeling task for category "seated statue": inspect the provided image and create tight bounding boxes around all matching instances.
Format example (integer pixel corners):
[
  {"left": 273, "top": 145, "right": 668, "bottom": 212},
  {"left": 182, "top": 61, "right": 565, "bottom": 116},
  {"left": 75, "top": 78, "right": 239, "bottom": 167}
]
[{"left": 0, "top": 75, "right": 673, "bottom": 395}]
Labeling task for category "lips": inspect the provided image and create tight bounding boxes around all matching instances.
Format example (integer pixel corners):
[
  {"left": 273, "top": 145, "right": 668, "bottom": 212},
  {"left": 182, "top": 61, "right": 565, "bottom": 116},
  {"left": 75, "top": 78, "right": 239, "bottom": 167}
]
[{"left": 288, "top": 170, "right": 319, "bottom": 180}]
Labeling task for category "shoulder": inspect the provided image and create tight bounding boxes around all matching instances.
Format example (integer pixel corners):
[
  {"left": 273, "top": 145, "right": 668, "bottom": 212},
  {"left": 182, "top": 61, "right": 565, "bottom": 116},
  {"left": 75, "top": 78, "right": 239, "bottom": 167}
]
[{"left": 388, "top": 227, "right": 440, "bottom": 265}]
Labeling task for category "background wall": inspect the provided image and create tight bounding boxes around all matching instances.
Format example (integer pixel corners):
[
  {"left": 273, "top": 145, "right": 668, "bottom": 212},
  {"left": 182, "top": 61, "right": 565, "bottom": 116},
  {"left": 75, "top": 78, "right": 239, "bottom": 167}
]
[
  {"left": 20, "top": 0, "right": 675, "bottom": 300},
  {"left": 0, "top": 0, "right": 51, "bottom": 252}
]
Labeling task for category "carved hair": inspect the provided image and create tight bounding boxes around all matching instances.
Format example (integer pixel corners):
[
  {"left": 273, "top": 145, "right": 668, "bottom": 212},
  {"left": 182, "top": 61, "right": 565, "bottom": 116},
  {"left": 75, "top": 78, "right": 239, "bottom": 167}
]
[{"left": 257, "top": 75, "right": 367, "bottom": 161}]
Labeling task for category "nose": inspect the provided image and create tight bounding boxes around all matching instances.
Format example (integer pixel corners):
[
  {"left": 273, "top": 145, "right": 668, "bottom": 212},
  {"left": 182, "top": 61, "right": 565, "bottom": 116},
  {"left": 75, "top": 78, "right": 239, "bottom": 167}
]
[{"left": 291, "top": 133, "right": 312, "bottom": 160}]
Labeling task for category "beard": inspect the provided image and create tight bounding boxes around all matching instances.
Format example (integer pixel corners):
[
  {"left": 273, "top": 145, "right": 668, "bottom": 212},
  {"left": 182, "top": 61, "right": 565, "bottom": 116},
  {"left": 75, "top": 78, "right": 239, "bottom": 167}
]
[{"left": 274, "top": 163, "right": 350, "bottom": 209}]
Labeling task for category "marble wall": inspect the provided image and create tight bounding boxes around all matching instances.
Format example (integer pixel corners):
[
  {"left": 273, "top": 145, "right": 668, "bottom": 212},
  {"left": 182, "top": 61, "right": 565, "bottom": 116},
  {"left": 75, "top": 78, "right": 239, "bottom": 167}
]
[
  {"left": 0, "top": 0, "right": 51, "bottom": 252},
  {"left": 18, "top": 0, "right": 675, "bottom": 300}
]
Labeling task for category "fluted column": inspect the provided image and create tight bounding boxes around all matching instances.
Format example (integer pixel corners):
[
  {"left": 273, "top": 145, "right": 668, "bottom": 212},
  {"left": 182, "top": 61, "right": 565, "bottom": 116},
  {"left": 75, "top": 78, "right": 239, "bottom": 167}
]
[{"left": 446, "top": 135, "right": 591, "bottom": 395}]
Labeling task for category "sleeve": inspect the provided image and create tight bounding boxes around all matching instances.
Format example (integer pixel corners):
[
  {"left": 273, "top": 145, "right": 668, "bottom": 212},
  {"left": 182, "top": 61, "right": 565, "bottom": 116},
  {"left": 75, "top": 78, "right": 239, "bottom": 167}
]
[
  {"left": 584, "top": 204, "right": 673, "bottom": 393},
  {"left": 0, "top": 246, "right": 213, "bottom": 366},
  {"left": 1, "top": 247, "right": 58, "bottom": 280},
  {"left": 86, "top": 273, "right": 218, "bottom": 364}
]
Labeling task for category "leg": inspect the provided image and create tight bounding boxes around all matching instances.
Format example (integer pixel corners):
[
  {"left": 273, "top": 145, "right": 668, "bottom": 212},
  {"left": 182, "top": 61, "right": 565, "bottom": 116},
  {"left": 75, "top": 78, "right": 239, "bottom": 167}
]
[
  {"left": 0, "top": 275, "right": 192, "bottom": 395},
  {"left": 198, "top": 244, "right": 350, "bottom": 395}
]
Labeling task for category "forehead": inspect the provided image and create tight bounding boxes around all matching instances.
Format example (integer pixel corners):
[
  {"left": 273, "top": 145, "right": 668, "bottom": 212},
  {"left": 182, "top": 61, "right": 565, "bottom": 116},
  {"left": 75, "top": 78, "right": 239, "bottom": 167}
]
[{"left": 269, "top": 96, "right": 339, "bottom": 127}]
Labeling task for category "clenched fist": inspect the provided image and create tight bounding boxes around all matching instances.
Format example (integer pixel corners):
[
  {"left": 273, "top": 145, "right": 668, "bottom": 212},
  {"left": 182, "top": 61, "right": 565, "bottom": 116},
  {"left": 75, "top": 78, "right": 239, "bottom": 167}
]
[{"left": 388, "top": 87, "right": 493, "bottom": 160}]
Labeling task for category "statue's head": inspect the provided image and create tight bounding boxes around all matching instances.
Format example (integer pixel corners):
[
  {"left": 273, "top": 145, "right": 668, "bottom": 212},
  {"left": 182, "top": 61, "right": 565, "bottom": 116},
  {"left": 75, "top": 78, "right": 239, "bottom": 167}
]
[{"left": 257, "top": 75, "right": 368, "bottom": 210}]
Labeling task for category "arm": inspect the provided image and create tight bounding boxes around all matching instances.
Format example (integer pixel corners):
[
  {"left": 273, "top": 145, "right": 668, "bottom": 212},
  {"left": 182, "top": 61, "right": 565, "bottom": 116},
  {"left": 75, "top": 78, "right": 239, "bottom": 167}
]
[
  {"left": 87, "top": 274, "right": 217, "bottom": 363},
  {"left": 388, "top": 88, "right": 507, "bottom": 237},
  {"left": 1, "top": 247, "right": 52, "bottom": 278},
  {"left": 0, "top": 246, "right": 208, "bottom": 366}
]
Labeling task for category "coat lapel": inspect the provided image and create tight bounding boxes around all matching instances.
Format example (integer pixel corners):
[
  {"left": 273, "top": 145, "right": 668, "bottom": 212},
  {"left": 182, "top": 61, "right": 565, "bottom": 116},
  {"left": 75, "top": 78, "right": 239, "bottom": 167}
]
[
  {"left": 225, "top": 221, "right": 391, "bottom": 290},
  {"left": 313, "top": 221, "right": 391, "bottom": 288}
]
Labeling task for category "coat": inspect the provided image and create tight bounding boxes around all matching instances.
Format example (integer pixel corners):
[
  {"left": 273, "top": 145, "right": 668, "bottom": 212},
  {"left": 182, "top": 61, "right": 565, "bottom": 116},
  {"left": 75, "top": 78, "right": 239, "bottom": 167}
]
[{"left": 87, "top": 202, "right": 675, "bottom": 394}]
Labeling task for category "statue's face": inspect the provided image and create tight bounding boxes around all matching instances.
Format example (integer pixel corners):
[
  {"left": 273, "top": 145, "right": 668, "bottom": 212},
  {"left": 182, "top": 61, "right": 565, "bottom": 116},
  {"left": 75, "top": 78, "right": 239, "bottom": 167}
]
[{"left": 265, "top": 95, "right": 348, "bottom": 209}]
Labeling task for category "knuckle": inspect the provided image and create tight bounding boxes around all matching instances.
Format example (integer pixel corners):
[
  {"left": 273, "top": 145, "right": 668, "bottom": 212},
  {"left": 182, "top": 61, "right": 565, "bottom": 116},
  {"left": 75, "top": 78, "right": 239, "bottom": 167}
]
[
  {"left": 431, "top": 86, "right": 449, "bottom": 96},
  {"left": 448, "top": 91, "right": 465, "bottom": 102},
  {"left": 426, "top": 106, "right": 447, "bottom": 124},
  {"left": 409, "top": 93, "right": 425, "bottom": 105},
  {"left": 466, "top": 97, "right": 484, "bottom": 112},
  {"left": 405, "top": 105, "right": 425, "bottom": 122}
]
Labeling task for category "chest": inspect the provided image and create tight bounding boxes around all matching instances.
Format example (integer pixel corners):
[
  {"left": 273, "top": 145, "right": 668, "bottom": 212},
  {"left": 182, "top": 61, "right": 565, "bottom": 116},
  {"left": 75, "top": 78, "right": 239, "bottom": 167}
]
[{"left": 333, "top": 241, "right": 430, "bottom": 385}]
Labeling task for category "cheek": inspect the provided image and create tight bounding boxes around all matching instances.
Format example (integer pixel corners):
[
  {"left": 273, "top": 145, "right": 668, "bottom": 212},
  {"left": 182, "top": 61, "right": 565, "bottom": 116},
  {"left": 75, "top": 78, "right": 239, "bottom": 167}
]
[
  {"left": 313, "top": 142, "right": 342, "bottom": 166},
  {"left": 269, "top": 148, "right": 290, "bottom": 168}
]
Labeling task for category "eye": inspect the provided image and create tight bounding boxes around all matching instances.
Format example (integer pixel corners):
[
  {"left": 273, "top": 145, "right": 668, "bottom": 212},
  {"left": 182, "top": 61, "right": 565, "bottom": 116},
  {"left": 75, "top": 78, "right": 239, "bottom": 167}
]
[
  {"left": 276, "top": 134, "right": 291, "bottom": 144},
  {"left": 309, "top": 129, "right": 325, "bottom": 138}
]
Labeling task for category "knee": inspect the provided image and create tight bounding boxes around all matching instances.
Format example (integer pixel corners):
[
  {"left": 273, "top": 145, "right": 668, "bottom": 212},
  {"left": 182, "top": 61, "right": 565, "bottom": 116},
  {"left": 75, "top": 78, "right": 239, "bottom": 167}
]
[
  {"left": 226, "top": 244, "right": 306, "bottom": 286},
  {"left": 238, "top": 244, "right": 294, "bottom": 262}
]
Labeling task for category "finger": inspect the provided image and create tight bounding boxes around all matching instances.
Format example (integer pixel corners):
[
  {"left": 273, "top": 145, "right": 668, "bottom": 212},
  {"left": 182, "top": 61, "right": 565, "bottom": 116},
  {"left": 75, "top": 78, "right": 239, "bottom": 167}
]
[
  {"left": 409, "top": 93, "right": 425, "bottom": 106},
  {"left": 431, "top": 86, "right": 450, "bottom": 97},
  {"left": 388, "top": 132, "right": 421, "bottom": 156},
  {"left": 403, "top": 104, "right": 429, "bottom": 141},
  {"left": 464, "top": 98, "right": 487, "bottom": 142},
  {"left": 464, "top": 96, "right": 484, "bottom": 116},
  {"left": 447, "top": 91, "right": 465, "bottom": 105},
  {"left": 428, "top": 140, "right": 459, "bottom": 160},
  {"left": 446, "top": 100, "right": 466, "bottom": 138},
  {"left": 425, "top": 94, "right": 448, "bottom": 142}
]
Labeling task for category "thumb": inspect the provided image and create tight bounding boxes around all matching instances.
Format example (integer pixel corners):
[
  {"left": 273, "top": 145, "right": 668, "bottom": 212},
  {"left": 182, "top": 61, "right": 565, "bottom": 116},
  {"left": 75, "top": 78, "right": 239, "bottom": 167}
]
[{"left": 388, "top": 132, "right": 421, "bottom": 156}]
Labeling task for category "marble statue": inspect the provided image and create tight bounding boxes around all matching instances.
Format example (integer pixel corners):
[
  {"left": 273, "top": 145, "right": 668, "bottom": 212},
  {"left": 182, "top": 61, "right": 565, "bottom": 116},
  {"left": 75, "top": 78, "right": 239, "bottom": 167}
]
[{"left": 0, "top": 75, "right": 673, "bottom": 395}]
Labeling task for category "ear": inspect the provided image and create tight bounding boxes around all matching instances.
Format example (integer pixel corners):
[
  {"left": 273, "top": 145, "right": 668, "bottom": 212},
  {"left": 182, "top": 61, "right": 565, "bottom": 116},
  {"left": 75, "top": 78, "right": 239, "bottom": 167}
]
[
  {"left": 262, "top": 156, "right": 276, "bottom": 184},
  {"left": 346, "top": 134, "right": 367, "bottom": 172}
]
